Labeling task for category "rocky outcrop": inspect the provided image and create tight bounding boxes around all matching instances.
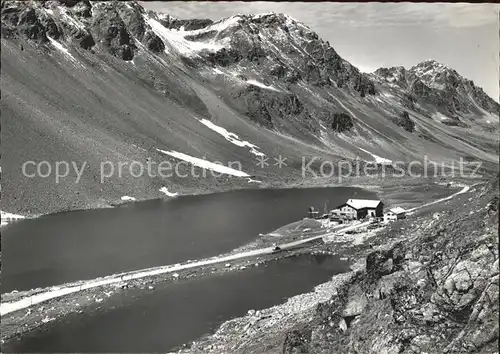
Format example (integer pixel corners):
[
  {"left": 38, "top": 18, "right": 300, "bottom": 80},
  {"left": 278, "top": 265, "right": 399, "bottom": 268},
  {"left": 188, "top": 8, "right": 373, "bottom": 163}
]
[
  {"left": 282, "top": 328, "right": 312, "bottom": 354},
  {"left": 374, "top": 66, "right": 408, "bottom": 89},
  {"left": 231, "top": 86, "right": 305, "bottom": 129},
  {"left": 328, "top": 113, "right": 354, "bottom": 133},
  {"left": 440, "top": 118, "right": 469, "bottom": 128},
  {"left": 396, "top": 111, "right": 415, "bottom": 133},
  {"left": 68, "top": 0, "right": 91, "bottom": 17},
  {"left": 408, "top": 76, "right": 433, "bottom": 99},
  {"left": 158, "top": 14, "right": 213, "bottom": 31},
  {"left": 1, "top": 3, "right": 51, "bottom": 42},
  {"left": 204, "top": 48, "right": 243, "bottom": 67},
  {"left": 229, "top": 84, "right": 326, "bottom": 134},
  {"left": 0, "top": 1, "right": 171, "bottom": 59},
  {"left": 90, "top": 2, "right": 135, "bottom": 60},
  {"left": 1, "top": 1, "right": 95, "bottom": 48}
]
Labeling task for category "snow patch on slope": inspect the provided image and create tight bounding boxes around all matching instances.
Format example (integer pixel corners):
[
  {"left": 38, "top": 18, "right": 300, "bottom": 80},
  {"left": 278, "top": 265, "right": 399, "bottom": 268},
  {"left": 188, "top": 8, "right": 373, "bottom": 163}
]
[
  {"left": 199, "top": 119, "right": 265, "bottom": 157},
  {"left": 247, "top": 178, "right": 262, "bottom": 184},
  {"left": 121, "top": 196, "right": 136, "bottom": 202},
  {"left": 153, "top": 14, "right": 241, "bottom": 40},
  {"left": 47, "top": 36, "right": 78, "bottom": 64},
  {"left": 1, "top": 211, "right": 25, "bottom": 219},
  {"left": 156, "top": 149, "right": 250, "bottom": 177},
  {"left": 433, "top": 112, "right": 450, "bottom": 121},
  {"left": 246, "top": 79, "right": 282, "bottom": 92},
  {"left": 145, "top": 17, "right": 225, "bottom": 56},
  {"left": 192, "top": 15, "right": 241, "bottom": 34},
  {"left": 159, "top": 187, "right": 178, "bottom": 197},
  {"left": 224, "top": 70, "right": 282, "bottom": 92},
  {"left": 357, "top": 147, "right": 393, "bottom": 165},
  {"left": 1, "top": 210, "right": 25, "bottom": 227}
]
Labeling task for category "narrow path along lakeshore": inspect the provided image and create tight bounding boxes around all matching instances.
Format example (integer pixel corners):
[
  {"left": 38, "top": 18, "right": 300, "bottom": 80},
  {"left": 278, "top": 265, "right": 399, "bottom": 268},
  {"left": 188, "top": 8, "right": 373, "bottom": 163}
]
[
  {"left": 0, "top": 184, "right": 471, "bottom": 317},
  {"left": 406, "top": 184, "right": 471, "bottom": 214}
]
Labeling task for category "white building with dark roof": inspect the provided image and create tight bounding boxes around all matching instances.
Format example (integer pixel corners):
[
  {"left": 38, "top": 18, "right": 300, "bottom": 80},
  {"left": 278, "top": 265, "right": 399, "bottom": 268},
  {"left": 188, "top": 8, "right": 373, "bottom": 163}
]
[
  {"left": 330, "top": 199, "right": 384, "bottom": 220},
  {"left": 384, "top": 207, "right": 407, "bottom": 223}
]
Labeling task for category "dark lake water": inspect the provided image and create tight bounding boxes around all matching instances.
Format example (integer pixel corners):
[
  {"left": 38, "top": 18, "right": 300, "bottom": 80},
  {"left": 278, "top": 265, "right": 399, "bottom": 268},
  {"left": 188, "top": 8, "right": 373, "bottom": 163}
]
[
  {"left": 1, "top": 187, "right": 375, "bottom": 293},
  {"left": 3, "top": 254, "right": 350, "bottom": 353}
]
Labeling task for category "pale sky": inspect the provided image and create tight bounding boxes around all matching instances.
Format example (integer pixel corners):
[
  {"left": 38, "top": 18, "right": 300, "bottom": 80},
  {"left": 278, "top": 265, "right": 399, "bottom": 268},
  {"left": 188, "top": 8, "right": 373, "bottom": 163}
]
[{"left": 140, "top": 2, "right": 499, "bottom": 101}]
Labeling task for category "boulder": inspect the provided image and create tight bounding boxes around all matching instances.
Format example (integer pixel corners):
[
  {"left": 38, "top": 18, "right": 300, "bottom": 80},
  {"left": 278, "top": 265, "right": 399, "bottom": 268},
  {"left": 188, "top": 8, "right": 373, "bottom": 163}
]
[{"left": 342, "top": 293, "right": 368, "bottom": 317}]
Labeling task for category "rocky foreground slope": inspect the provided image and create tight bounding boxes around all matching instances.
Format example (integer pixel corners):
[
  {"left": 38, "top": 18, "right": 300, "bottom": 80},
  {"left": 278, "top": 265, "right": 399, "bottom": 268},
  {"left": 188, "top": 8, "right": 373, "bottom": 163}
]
[
  {"left": 1, "top": 0, "right": 499, "bottom": 214},
  {"left": 183, "top": 177, "right": 499, "bottom": 353}
]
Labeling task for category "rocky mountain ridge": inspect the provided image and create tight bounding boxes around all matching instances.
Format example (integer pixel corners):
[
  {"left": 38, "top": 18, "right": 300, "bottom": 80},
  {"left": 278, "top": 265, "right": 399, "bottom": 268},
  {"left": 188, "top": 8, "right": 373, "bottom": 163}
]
[
  {"left": 2, "top": 0, "right": 497, "bottom": 117},
  {"left": 374, "top": 60, "right": 498, "bottom": 117},
  {"left": 3, "top": 1, "right": 496, "bottom": 114}
]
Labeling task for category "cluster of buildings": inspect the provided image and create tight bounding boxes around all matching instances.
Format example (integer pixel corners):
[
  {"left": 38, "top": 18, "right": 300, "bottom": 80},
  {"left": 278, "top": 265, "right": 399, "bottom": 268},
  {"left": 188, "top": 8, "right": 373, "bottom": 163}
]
[{"left": 308, "top": 199, "right": 406, "bottom": 224}]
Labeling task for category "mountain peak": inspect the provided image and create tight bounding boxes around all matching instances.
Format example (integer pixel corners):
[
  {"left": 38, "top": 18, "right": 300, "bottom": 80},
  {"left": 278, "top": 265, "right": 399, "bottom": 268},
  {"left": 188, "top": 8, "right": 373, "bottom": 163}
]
[
  {"left": 374, "top": 66, "right": 406, "bottom": 75},
  {"left": 410, "top": 60, "right": 460, "bottom": 88},
  {"left": 209, "top": 12, "right": 311, "bottom": 34},
  {"left": 248, "top": 12, "right": 302, "bottom": 25},
  {"left": 410, "top": 59, "right": 454, "bottom": 71},
  {"left": 417, "top": 59, "right": 445, "bottom": 66}
]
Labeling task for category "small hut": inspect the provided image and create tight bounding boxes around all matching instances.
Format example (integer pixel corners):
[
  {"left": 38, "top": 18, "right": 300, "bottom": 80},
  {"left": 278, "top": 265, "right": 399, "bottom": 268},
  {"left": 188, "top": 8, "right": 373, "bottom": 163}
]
[{"left": 384, "top": 207, "right": 406, "bottom": 223}]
